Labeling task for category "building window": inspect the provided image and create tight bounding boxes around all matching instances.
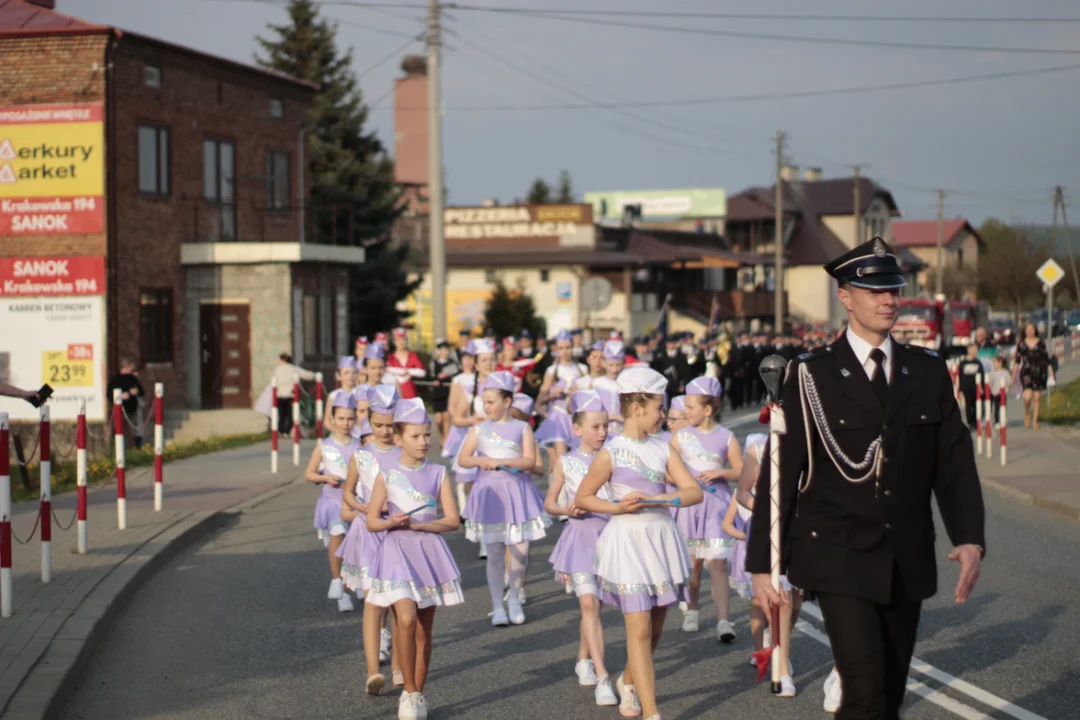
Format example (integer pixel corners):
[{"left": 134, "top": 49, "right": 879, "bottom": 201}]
[
  {"left": 137, "top": 125, "right": 169, "bottom": 195},
  {"left": 144, "top": 65, "right": 162, "bottom": 88},
  {"left": 539, "top": 269, "right": 550, "bottom": 283},
  {"left": 957, "top": 249, "right": 964, "bottom": 268},
  {"left": 203, "top": 138, "right": 236, "bottom": 240},
  {"left": 266, "top": 150, "right": 290, "bottom": 210},
  {"left": 269, "top": 98, "right": 284, "bottom": 118},
  {"left": 302, "top": 291, "right": 334, "bottom": 357},
  {"left": 140, "top": 289, "right": 172, "bottom": 364},
  {"left": 485, "top": 269, "right": 496, "bottom": 283}
]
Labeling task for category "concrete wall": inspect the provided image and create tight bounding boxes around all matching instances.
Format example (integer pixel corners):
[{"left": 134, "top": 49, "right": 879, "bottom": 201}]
[{"left": 184, "top": 263, "right": 291, "bottom": 407}]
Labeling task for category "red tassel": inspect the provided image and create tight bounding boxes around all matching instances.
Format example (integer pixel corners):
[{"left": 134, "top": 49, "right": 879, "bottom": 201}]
[
  {"left": 751, "top": 647, "right": 774, "bottom": 682},
  {"left": 758, "top": 406, "right": 770, "bottom": 425}
]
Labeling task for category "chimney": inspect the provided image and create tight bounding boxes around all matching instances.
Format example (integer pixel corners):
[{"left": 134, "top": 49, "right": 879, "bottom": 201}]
[
  {"left": 803, "top": 167, "right": 822, "bottom": 182},
  {"left": 400, "top": 55, "right": 427, "bottom": 77},
  {"left": 780, "top": 164, "right": 799, "bottom": 182},
  {"left": 394, "top": 55, "right": 430, "bottom": 213},
  {"left": 25, "top": 0, "right": 56, "bottom": 8},
  {"left": 481, "top": 198, "right": 499, "bottom": 207}
]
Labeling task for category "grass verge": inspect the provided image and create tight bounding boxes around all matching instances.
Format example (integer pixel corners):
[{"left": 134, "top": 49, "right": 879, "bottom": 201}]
[
  {"left": 10, "top": 431, "right": 271, "bottom": 503},
  {"left": 1046, "top": 376, "right": 1080, "bottom": 425}
]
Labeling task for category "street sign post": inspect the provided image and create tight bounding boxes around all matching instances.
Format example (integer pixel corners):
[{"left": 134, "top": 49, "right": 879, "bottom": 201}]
[{"left": 1037, "top": 259, "right": 1066, "bottom": 406}]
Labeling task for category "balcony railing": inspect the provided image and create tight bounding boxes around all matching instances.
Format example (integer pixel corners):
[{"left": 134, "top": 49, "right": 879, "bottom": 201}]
[{"left": 187, "top": 201, "right": 378, "bottom": 245}]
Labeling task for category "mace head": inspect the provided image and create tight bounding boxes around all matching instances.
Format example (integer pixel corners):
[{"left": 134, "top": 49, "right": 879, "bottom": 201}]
[{"left": 758, "top": 354, "right": 787, "bottom": 404}]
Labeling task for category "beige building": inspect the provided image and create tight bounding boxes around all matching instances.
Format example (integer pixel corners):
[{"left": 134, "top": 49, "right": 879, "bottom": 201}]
[{"left": 891, "top": 219, "right": 983, "bottom": 300}]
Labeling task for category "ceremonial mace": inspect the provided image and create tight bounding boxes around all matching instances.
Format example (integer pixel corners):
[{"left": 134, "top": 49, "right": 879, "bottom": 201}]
[{"left": 757, "top": 354, "right": 788, "bottom": 695}]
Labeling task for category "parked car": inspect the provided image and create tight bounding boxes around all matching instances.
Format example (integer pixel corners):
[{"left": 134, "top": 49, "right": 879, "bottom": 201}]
[
  {"left": 987, "top": 318, "right": 1017, "bottom": 346},
  {"left": 1029, "top": 308, "right": 1068, "bottom": 337},
  {"left": 1067, "top": 309, "right": 1080, "bottom": 332}
]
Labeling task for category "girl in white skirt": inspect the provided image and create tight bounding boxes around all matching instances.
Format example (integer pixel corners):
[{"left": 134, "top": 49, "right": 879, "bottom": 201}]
[{"left": 576, "top": 366, "right": 704, "bottom": 720}]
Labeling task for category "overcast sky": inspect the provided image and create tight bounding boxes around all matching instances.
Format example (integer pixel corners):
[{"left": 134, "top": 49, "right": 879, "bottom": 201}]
[{"left": 76, "top": 0, "right": 1080, "bottom": 225}]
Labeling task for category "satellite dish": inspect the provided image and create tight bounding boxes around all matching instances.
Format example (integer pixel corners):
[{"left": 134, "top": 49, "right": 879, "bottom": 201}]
[{"left": 581, "top": 277, "right": 614, "bottom": 312}]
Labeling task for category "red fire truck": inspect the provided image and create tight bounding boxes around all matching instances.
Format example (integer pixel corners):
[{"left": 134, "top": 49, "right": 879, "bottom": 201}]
[{"left": 894, "top": 298, "right": 952, "bottom": 351}]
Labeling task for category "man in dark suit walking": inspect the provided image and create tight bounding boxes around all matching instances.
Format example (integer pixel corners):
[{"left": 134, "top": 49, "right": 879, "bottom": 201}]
[{"left": 747, "top": 237, "right": 985, "bottom": 720}]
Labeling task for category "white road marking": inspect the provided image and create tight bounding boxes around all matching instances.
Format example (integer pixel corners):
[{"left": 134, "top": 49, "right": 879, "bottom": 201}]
[
  {"left": 798, "top": 604, "right": 1050, "bottom": 720},
  {"left": 794, "top": 618, "right": 991, "bottom": 719}
]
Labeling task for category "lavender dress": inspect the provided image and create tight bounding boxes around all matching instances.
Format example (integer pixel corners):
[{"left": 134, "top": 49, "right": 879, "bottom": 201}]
[
  {"left": 548, "top": 449, "right": 610, "bottom": 597},
  {"left": 535, "top": 364, "right": 585, "bottom": 448},
  {"left": 674, "top": 425, "right": 734, "bottom": 560},
  {"left": 313, "top": 436, "right": 361, "bottom": 546},
  {"left": 463, "top": 419, "right": 550, "bottom": 545},
  {"left": 338, "top": 444, "right": 400, "bottom": 593},
  {"left": 443, "top": 373, "right": 480, "bottom": 483},
  {"left": 594, "top": 435, "right": 692, "bottom": 613},
  {"left": 366, "top": 460, "right": 464, "bottom": 608}
]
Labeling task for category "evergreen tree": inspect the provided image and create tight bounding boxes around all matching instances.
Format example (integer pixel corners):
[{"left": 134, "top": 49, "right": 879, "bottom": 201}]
[
  {"left": 556, "top": 169, "right": 574, "bottom": 203},
  {"left": 484, "top": 280, "right": 545, "bottom": 340},
  {"left": 256, "top": 0, "right": 418, "bottom": 336},
  {"left": 526, "top": 178, "right": 552, "bottom": 205}
]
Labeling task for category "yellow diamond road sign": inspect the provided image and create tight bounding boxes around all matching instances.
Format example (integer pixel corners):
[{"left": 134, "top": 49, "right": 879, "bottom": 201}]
[{"left": 1036, "top": 259, "right": 1065, "bottom": 288}]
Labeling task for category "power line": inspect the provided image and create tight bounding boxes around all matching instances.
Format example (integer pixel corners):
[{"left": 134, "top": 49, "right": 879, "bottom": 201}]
[
  {"left": 379, "top": 62, "right": 1080, "bottom": 111},
  {"left": 355, "top": 35, "right": 423, "bottom": 80},
  {"left": 439, "top": 8, "right": 1080, "bottom": 56}
]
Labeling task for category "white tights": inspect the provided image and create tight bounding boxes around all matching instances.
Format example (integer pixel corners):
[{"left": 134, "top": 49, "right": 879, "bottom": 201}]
[{"left": 486, "top": 541, "right": 528, "bottom": 608}]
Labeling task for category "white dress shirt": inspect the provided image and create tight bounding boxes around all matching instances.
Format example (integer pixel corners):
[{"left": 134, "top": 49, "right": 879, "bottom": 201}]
[{"left": 845, "top": 327, "right": 893, "bottom": 383}]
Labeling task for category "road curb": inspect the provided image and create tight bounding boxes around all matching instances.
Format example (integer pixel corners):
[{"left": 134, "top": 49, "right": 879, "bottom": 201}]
[
  {"left": 3, "top": 476, "right": 306, "bottom": 720},
  {"left": 981, "top": 476, "right": 1080, "bottom": 523}
]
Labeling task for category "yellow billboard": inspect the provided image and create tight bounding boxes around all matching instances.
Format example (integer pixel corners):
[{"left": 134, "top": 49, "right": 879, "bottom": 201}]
[
  {"left": 406, "top": 288, "right": 494, "bottom": 349},
  {"left": 0, "top": 103, "right": 105, "bottom": 235}
]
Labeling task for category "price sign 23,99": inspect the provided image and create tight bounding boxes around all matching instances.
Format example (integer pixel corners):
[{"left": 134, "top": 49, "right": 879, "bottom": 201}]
[{"left": 42, "top": 344, "right": 94, "bottom": 387}]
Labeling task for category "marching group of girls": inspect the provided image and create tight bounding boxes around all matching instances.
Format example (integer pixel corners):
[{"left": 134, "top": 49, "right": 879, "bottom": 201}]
[{"left": 304, "top": 331, "right": 804, "bottom": 720}]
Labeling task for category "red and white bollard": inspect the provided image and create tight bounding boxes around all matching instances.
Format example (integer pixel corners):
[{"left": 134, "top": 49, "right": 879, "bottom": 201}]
[
  {"left": 975, "top": 384, "right": 983, "bottom": 455},
  {"left": 40, "top": 405, "right": 51, "bottom": 584},
  {"left": 292, "top": 374, "right": 301, "bottom": 466},
  {"left": 999, "top": 388, "right": 1008, "bottom": 467},
  {"left": 983, "top": 382, "right": 993, "bottom": 460},
  {"left": 77, "top": 401, "right": 88, "bottom": 554},
  {"left": 113, "top": 388, "right": 126, "bottom": 530},
  {"left": 315, "top": 373, "right": 324, "bottom": 439},
  {"left": 153, "top": 383, "right": 164, "bottom": 512},
  {"left": 1, "top": 412, "right": 12, "bottom": 618},
  {"left": 270, "top": 378, "right": 279, "bottom": 474}
]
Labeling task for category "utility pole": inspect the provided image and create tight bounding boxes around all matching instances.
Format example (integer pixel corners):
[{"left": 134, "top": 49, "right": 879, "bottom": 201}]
[
  {"left": 1054, "top": 186, "right": 1080, "bottom": 307},
  {"left": 427, "top": 0, "right": 447, "bottom": 342},
  {"left": 774, "top": 130, "right": 785, "bottom": 332},
  {"left": 935, "top": 189, "right": 945, "bottom": 297},
  {"left": 852, "top": 165, "right": 862, "bottom": 244}
]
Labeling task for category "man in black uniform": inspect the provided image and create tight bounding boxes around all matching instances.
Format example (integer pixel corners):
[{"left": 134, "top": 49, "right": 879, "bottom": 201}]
[{"left": 748, "top": 237, "right": 985, "bottom": 720}]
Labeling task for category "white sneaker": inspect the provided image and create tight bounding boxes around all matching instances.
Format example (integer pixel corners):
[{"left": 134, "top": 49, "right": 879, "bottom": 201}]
[
  {"left": 379, "top": 627, "right": 392, "bottom": 663},
  {"left": 823, "top": 668, "right": 842, "bottom": 713},
  {"left": 398, "top": 691, "right": 420, "bottom": 720},
  {"left": 595, "top": 675, "right": 617, "bottom": 706},
  {"left": 716, "top": 619, "right": 736, "bottom": 643},
  {"left": 328, "top": 578, "right": 343, "bottom": 600},
  {"left": 616, "top": 674, "right": 642, "bottom": 717},
  {"left": 491, "top": 607, "right": 509, "bottom": 626},
  {"left": 414, "top": 693, "right": 429, "bottom": 720},
  {"left": 678, "top": 601, "right": 688, "bottom": 611},
  {"left": 507, "top": 599, "right": 525, "bottom": 625},
  {"left": 575, "top": 658, "right": 597, "bottom": 686},
  {"left": 337, "top": 593, "right": 355, "bottom": 612},
  {"left": 779, "top": 675, "right": 796, "bottom": 698},
  {"left": 479, "top": 544, "right": 488, "bottom": 559},
  {"left": 681, "top": 609, "right": 700, "bottom": 633},
  {"left": 519, "top": 586, "right": 527, "bottom": 605}
]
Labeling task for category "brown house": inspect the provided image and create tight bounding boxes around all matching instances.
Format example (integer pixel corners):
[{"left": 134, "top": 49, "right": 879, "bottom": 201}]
[
  {"left": 0, "top": 0, "right": 364, "bottom": 432},
  {"left": 891, "top": 219, "right": 983, "bottom": 300}
]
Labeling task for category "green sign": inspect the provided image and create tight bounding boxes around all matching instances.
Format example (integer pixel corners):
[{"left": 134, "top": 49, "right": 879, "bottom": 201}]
[{"left": 584, "top": 188, "right": 727, "bottom": 220}]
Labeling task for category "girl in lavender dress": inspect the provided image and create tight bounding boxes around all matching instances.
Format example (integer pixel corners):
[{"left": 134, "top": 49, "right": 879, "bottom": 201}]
[
  {"left": 340, "top": 385, "right": 403, "bottom": 690},
  {"left": 324, "top": 356, "right": 359, "bottom": 433},
  {"left": 574, "top": 341, "right": 606, "bottom": 391},
  {"left": 593, "top": 340, "right": 627, "bottom": 435},
  {"left": 352, "top": 383, "right": 372, "bottom": 429},
  {"left": 304, "top": 392, "right": 360, "bottom": 612},
  {"left": 366, "top": 398, "right": 463, "bottom": 719},
  {"left": 504, "top": 392, "right": 545, "bottom": 605},
  {"left": 575, "top": 367, "right": 704, "bottom": 720},
  {"left": 673, "top": 376, "right": 744, "bottom": 640},
  {"left": 725, "top": 432, "right": 799, "bottom": 698},
  {"left": 535, "top": 330, "right": 588, "bottom": 462},
  {"left": 458, "top": 370, "right": 548, "bottom": 626},
  {"left": 544, "top": 390, "right": 618, "bottom": 708}
]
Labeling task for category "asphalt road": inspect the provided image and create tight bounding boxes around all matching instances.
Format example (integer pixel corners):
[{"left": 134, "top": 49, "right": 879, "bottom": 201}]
[{"left": 62, "top": 436, "right": 1080, "bottom": 720}]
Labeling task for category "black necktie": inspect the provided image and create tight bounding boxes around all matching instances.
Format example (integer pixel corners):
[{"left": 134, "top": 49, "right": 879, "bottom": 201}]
[{"left": 869, "top": 348, "right": 888, "bottom": 408}]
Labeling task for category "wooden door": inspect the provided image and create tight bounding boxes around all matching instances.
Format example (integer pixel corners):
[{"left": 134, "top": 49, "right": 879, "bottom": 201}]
[
  {"left": 200, "top": 304, "right": 251, "bottom": 409},
  {"left": 218, "top": 304, "right": 251, "bottom": 408}
]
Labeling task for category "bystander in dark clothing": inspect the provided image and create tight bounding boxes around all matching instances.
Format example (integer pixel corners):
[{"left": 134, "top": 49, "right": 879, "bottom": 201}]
[{"left": 107, "top": 365, "right": 145, "bottom": 449}]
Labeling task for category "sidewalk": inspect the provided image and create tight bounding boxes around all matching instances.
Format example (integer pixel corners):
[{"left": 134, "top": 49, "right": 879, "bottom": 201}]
[
  {"left": 0, "top": 439, "right": 313, "bottom": 719},
  {"left": 975, "top": 358, "right": 1080, "bottom": 521}
]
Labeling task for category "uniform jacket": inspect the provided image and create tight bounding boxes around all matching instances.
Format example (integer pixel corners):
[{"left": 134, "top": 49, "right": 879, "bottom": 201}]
[{"left": 747, "top": 334, "right": 986, "bottom": 604}]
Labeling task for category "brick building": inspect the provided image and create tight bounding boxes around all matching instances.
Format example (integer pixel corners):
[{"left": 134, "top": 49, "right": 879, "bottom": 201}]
[{"left": 0, "top": 0, "right": 364, "bottom": 429}]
